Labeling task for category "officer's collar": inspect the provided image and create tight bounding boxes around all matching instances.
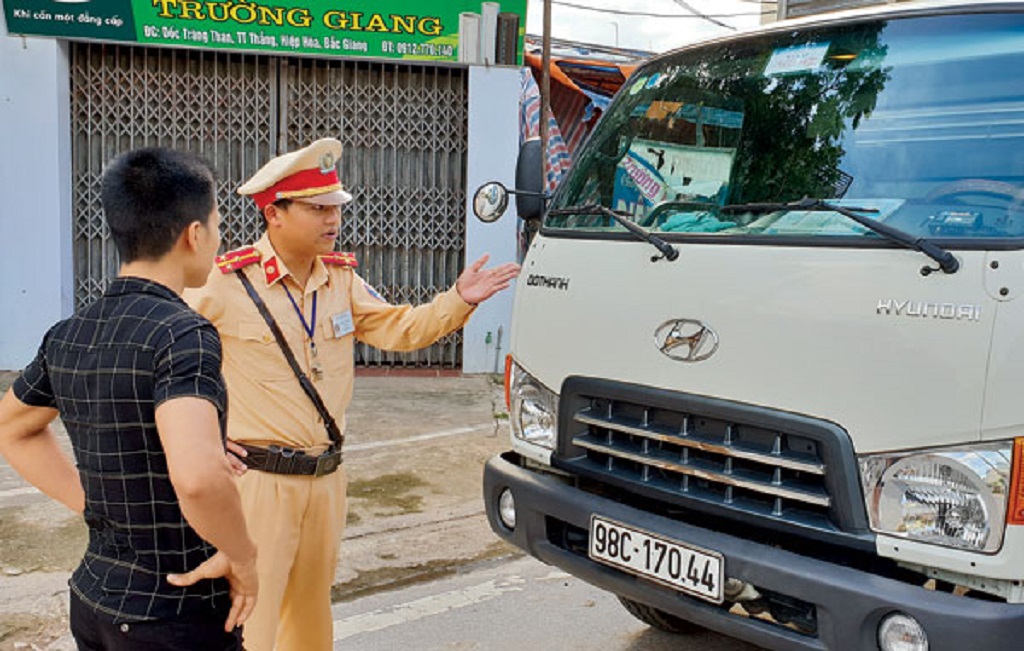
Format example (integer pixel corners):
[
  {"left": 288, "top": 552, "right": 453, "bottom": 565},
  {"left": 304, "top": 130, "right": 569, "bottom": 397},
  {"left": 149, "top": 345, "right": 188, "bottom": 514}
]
[{"left": 255, "top": 234, "right": 329, "bottom": 290}]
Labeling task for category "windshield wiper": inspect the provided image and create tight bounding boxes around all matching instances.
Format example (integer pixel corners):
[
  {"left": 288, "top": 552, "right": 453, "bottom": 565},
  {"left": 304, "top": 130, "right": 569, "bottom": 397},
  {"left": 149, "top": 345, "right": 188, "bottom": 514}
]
[
  {"left": 721, "top": 197, "right": 959, "bottom": 274},
  {"left": 549, "top": 204, "right": 680, "bottom": 262}
]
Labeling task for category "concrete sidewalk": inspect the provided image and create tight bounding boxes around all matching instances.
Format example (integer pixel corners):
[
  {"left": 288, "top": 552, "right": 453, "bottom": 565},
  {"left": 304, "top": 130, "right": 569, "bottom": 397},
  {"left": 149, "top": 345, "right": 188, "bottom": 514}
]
[{"left": 0, "top": 372, "right": 519, "bottom": 650}]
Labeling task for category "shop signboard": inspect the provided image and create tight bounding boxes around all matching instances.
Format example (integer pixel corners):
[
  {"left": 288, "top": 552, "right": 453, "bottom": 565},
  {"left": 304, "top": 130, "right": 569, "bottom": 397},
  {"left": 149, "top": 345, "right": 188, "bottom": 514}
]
[{"left": 2, "top": 0, "right": 527, "bottom": 64}]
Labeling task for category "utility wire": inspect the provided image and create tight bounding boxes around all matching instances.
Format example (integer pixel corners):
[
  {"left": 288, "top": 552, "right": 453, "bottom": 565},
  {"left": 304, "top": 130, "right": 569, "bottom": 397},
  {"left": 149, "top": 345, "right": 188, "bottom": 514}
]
[{"left": 671, "top": 1, "right": 732, "bottom": 29}]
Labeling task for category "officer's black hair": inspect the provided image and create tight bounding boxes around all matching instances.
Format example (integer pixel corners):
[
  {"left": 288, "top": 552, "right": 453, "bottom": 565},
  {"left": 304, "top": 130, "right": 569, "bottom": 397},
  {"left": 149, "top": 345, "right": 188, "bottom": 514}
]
[
  {"left": 255, "top": 198, "right": 293, "bottom": 226},
  {"left": 101, "top": 147, "right": 216, "bottom": 263}
]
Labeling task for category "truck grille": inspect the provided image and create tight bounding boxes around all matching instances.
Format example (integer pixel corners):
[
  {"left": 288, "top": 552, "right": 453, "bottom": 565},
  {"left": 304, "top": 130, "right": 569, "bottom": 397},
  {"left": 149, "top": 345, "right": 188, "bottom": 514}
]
[
  {"left": 553, "top": 377, "right": 869, "bottom": 540},
  {"left": 573, "top": 410, "right": 829, "bottom": 509}
]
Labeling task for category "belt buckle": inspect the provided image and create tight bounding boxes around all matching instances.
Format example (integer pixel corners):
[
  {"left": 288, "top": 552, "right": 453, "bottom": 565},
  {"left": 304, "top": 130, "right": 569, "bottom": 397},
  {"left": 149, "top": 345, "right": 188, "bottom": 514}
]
[
  {"left": 269, "top": 445, "right": 299, "bottom": 458},
  {"left": 268, "top": 445, "right": 301, "bottom": 473},
  {"left": 314, "top": 450, "right": 341, "bottom": 477}
]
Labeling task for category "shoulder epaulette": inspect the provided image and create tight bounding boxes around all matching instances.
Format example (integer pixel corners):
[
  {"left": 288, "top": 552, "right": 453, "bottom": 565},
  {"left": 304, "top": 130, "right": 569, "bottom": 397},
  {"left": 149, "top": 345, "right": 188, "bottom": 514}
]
[
  {"left": 321, "top": 251, "right": 358, "bottom": 268},
  {"left": 216, "top": 246, "right": 261, "bottom": 274}
]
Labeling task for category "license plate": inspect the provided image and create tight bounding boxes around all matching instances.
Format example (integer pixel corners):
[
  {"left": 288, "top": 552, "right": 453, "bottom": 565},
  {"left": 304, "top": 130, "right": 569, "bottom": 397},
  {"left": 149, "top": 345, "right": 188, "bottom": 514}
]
[{"left": 588, "top": 516, "right": 724, "bottom": 603}]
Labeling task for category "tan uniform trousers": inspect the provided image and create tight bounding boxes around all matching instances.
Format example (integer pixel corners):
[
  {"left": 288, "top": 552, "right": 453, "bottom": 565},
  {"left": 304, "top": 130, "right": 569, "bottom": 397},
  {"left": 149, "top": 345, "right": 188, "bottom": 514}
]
[{"left": 237, "top": 466, "right": 348, "bottom": 651}]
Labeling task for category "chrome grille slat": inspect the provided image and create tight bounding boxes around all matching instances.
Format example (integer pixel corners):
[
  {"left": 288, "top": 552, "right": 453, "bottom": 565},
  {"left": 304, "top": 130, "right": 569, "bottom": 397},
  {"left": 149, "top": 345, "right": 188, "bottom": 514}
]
[
  {"left": 557, "top": 379, "right": 870, "bottom": 540},
  {"left": 564, "top": 391, "right": 844, "bottom": 530},
  {"left": 575, "top": 412, "right": 825, "bottom": 475},
  {"left": 574, "top": 437, "right": 831, "bottom": 507}
]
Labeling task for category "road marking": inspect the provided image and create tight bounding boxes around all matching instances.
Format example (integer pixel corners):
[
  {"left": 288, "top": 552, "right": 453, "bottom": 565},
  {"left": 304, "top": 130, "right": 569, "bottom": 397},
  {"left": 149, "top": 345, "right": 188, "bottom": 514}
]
[
  {"left": 333, "top": 574, "right": 527, "bottom": 641},
  {"left": 0, "top": 424, "right": 496, "bottom": 502},
  {"left": 0, "top": 486, "right": 39, "bottom": 500},
  {"left": 345, "top": 424, "right": 493, "bottom": 451}
]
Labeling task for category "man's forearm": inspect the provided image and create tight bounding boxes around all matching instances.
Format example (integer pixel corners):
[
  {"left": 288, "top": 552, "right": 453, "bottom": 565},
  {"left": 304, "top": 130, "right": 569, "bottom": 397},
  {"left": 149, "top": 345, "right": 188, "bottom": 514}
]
[
  {"left": 0, "top": 390, "right": 84, "bottom": 513},
  {"left": 0, "top": 427, "right": 84, "bottom": 512}
]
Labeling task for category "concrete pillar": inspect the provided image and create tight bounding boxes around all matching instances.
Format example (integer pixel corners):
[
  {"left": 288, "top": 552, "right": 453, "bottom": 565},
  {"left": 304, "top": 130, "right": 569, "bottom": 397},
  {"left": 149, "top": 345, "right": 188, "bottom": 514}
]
[
  {"left": 463, "top": 65, "right": 520, "bottom": 375},
  {"left": 0, "top": 21, "right": 73, "bottom": 369}
]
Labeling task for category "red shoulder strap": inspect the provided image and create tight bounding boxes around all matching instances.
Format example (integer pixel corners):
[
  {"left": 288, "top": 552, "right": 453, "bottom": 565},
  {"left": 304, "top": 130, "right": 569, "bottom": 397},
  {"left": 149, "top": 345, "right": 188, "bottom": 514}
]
[
  {"left": 321, "top": 251, "right": 358, "bottom": 268},
  {"left": 216, "top": 246, "right": 261, "bottom": 274}
]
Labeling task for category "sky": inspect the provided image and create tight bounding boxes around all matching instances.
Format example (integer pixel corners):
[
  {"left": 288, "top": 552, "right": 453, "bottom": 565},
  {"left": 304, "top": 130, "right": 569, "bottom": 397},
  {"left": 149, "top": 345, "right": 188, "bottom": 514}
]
[{"left": 524, "top": 0, "right": 774, "bottom": 54}]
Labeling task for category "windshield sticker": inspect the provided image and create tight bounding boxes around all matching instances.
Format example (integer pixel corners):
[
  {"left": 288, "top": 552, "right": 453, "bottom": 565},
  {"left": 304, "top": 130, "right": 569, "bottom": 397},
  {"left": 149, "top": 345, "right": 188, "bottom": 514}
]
[
  {"left": 764, "top": 43, "right": 830, "bottom": 76},
  {"left": 619, "top": 151, "right": 667, "bottom": 208},
  {"left": 613, "top": 139, "right": 734, "bottom": 215},
  {"left": 628, "top": 77, "right": 647, "bottom": 95}
]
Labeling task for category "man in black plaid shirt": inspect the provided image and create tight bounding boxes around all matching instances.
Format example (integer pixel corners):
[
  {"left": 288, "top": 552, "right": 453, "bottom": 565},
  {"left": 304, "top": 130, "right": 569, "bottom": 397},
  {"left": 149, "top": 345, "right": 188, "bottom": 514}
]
[{"left": 0, "top": 148, "right": 258, "bottom": 650}]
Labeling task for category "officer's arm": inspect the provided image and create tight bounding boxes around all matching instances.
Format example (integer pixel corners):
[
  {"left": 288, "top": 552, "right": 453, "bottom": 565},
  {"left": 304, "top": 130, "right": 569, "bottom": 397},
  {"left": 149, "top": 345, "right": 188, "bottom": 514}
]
[
  {"left": 155, "top": 396, "right": 256, "bottom": 565},
  {"left": 351, "top": 274, "right": 476, "bottom": 351},
  {"left": 351, "top": 256, "right": 519, "bottom": 351},
  {"left": 0, "top": 389, "right": 84, "bottom": 513}
]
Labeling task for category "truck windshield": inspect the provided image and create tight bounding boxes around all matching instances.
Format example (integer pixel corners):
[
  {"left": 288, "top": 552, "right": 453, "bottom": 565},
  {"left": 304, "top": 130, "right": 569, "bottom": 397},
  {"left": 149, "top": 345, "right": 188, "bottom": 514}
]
[{"left": 546, "top": 12, "right": 1024, "bottom": 244}]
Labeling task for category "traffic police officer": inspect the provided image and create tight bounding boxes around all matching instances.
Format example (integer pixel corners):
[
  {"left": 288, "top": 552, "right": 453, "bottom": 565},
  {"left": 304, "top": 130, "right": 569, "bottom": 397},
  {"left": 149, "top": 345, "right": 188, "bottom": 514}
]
[{"left": 180, "top": 138, "right": 519, "bottom": 650}]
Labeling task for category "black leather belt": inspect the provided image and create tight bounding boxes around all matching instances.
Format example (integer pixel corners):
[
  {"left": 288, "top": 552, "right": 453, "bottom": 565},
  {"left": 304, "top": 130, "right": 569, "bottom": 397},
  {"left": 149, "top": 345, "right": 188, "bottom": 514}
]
[{"left": 238, "top": 443, "right": 342, "bottom": 477}]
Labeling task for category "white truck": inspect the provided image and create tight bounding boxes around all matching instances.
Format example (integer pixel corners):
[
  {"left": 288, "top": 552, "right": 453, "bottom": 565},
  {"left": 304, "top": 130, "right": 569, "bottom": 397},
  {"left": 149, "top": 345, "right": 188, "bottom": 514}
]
[{"left": 474, "top": 2, "right": 1024, "bottom": 649}]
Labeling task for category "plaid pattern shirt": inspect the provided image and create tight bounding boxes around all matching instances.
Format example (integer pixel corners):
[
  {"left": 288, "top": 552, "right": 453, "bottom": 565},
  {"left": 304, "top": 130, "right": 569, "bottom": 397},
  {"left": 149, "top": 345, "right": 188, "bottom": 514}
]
[{"left": 13, "top": 277, "right": 231, "bottom": 623}]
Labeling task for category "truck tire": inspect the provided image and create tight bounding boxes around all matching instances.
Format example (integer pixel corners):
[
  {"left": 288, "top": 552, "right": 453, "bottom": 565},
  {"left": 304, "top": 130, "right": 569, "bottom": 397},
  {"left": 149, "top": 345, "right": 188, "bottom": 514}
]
[{"left": 616, "top": 596, "right": 707, "bottom": 634}]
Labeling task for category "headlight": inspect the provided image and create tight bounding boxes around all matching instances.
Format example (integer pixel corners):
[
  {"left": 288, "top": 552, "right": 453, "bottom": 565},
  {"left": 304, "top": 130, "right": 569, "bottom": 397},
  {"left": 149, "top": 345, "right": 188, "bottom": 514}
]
[
  {"left": 508, "top": 360, "right": 558, "bottom": 450},
  {"left": 859, "top": 442, "right": 1012, "bottom": 553}
]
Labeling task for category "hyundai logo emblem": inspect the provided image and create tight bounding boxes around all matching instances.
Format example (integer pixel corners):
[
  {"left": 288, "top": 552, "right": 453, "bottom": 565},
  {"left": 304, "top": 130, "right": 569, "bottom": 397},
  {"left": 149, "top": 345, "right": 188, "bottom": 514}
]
[{"left": 654, "top": 319, "right": 719, "bottom": 362}]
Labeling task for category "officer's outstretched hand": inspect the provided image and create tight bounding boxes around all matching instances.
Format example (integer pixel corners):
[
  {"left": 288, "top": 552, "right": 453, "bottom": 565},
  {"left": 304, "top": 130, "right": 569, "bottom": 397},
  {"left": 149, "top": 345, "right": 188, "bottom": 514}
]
[
  {"left": 456, "top": 254, "right": 521, "bottom": 305},
  {"left": 167, "top": 550, "right": 259, "bottom": 632}
]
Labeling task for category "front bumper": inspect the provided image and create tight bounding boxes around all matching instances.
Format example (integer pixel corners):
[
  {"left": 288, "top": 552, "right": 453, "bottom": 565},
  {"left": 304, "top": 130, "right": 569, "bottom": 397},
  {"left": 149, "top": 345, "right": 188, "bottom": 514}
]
[{"left": 484, "top": 452, "right": 1024, "bottom": 651}]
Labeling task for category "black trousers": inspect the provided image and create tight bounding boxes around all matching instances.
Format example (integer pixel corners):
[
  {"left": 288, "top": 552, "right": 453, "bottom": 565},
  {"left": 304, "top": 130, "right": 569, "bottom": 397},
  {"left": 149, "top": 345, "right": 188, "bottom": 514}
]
[{"left": 70, "top": 592, "right": 244, "bottom": 651}]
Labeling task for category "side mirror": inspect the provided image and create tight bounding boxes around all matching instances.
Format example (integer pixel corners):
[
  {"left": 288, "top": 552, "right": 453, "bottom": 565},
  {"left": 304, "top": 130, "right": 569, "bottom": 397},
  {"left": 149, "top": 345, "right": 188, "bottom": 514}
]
[
  {"left": 515, "top": 137, "right": 545, "bottom": 220},
  {"left": 472, "top": 182, "right": 510, "bottom": 223},
  {"left": 471, "top": 138, "right": 550, "bottom": 224}
]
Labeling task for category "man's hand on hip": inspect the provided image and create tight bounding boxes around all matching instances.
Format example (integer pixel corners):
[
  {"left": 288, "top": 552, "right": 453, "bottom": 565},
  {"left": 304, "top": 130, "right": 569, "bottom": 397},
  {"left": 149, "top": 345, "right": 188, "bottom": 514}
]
[{"left": 167, "top": 550, "right": 259, "bottom": 632}]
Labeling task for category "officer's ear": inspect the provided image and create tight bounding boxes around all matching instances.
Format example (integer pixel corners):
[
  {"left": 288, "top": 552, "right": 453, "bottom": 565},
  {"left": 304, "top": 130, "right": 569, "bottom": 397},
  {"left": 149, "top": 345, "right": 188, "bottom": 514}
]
[{"left": 263, "top": 204, "right": 281, "bottom": 228}]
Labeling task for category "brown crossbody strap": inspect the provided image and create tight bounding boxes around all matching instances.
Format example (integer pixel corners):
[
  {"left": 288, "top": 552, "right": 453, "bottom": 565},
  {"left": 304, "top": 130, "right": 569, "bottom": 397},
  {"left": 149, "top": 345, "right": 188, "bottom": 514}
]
[{"left": 235, "top": 269, "right": 344, "bottom": 448}]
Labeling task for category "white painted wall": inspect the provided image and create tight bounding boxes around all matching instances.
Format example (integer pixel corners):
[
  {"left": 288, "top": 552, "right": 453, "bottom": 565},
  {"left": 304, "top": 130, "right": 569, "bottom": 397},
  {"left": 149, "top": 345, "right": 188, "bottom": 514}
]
[
  {"left": 463, "top": 66, "right": 521, "bottom": 375},
  {"left": 0, "top": 21, "right": 73, "bottom": 370}
]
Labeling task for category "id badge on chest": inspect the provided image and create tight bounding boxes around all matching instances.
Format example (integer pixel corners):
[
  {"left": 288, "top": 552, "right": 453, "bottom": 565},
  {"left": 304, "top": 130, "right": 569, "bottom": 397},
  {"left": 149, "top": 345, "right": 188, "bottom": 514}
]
[
  {"left": 310, "top": 343, "right": 324, "bottom": 381},
  {"left": 331, "top": 311, "right": 354, "bottom": 338}
]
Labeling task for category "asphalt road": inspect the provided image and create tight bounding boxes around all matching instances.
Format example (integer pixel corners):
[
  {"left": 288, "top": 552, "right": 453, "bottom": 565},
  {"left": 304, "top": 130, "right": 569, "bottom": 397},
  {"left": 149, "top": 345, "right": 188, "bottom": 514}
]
[{"left": 331, "top": 555, "right": 766, "bottom": 651}]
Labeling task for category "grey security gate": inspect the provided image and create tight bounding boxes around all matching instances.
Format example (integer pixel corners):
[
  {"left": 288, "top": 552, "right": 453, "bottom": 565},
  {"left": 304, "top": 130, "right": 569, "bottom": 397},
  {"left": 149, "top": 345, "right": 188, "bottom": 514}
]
[
  {"left": 69, "top": 43, "right": 468, "bottom": 368},
  {"left": 283, "top": 59, "right": 468, "bottom": 367},
  {"left": 70, "top": 44, "right": 278, "bottom": 303}
]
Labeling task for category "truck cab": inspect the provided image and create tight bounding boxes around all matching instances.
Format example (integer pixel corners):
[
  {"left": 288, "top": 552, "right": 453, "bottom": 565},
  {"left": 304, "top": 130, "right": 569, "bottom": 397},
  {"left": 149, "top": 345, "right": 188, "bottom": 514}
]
[{"left": 479, "top": 2, "right": 1024, "bottom": 649}]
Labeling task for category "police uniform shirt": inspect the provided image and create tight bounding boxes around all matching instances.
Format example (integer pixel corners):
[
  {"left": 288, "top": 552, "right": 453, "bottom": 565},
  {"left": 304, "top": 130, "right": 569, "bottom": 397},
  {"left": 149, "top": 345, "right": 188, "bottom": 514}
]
[{"left": 185, "top": 234, "right": 475, "bottom": 450}]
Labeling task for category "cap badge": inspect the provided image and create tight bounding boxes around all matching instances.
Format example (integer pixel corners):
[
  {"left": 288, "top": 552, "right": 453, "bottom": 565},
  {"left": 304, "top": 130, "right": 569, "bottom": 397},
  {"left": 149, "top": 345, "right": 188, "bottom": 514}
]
[{"left": 320, "top": 151, "right": 336, "bottom": 174}]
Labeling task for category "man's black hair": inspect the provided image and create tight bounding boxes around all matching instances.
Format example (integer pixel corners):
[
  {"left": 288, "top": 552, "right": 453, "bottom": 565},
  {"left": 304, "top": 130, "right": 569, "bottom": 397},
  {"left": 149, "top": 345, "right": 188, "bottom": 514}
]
[{"left": 101, "top": 147, "right": 216, "bottom": 262}]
